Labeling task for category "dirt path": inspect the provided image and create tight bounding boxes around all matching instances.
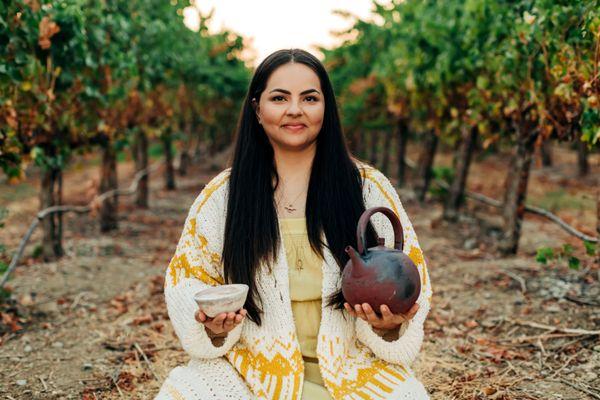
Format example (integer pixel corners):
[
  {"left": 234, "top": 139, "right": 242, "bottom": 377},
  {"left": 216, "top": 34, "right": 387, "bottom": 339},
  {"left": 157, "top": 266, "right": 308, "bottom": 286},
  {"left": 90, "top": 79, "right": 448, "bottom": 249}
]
[
  {"left": 0, "top": 160, "right": 215, "bottom": 399},
  {"left": 0, "top": 157, "right": 598, "bottom": 399}
]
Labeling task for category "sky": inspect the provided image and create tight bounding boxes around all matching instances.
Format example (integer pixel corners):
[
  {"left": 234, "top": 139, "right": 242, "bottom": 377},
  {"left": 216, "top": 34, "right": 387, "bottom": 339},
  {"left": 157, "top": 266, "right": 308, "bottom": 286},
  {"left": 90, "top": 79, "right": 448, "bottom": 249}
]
[{"left": 183, "top": 0, "right": 387, "bottom": 68}]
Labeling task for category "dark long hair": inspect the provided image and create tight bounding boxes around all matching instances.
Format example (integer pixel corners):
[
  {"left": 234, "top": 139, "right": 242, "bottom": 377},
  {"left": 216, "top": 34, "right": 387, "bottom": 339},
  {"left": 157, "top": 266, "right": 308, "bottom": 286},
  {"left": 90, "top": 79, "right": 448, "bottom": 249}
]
[{"left": 222, "top": 49, "right": 378, "bottom": 325}]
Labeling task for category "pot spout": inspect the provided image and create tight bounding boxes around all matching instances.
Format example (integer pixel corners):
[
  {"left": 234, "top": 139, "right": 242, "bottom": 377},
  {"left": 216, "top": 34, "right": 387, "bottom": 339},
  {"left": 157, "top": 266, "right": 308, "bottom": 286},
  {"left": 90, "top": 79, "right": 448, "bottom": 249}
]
[{"left": 345, "top": 245, "right": 367, "bottom": 278}]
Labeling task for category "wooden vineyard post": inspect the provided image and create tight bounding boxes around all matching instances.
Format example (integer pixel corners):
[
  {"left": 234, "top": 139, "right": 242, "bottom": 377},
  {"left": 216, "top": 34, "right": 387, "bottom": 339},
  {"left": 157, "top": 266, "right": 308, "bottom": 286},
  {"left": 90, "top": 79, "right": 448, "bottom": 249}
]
[
  {"left": 576, "top": 134, "right": 589, "bottom": 177},
  {"left": 396, "top": 118, "right": 409, "bottom": 187},
  {"left": 100, "top": 142, "right": 118, "bottom": 232},
  {"left": 162, "top": 129, "right": 176, "bottom": 190},
  {"left": 444, "top": 125, "right": 478, "bottom": 221},
  {"left": 178, "top": 118, "right": 192, "bottom": 177},
  {"left": 499, "top": 115, "right": 539, "bottom": 255},
  {"left": 134, "top": 128, "right": 149, "bottom": 208},
  {"left": 415, "top": 130, "right": 439, "bottom": 202},
  {"left": 540, "top": 140, "right": 553, "bottom": 167},
  {"left": 40, "top": 166, "right": 64, "bottom": 260},
  {"left": 597, "top": 187, "right": 600, "bottom": 266}
]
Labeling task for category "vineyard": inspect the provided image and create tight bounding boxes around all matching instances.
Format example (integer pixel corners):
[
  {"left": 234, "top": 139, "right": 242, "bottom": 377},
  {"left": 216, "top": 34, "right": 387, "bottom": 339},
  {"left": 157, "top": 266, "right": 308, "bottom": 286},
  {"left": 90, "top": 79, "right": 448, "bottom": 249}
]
[{"left": 1, "top": 0, "right": 599, "bottom": 399}]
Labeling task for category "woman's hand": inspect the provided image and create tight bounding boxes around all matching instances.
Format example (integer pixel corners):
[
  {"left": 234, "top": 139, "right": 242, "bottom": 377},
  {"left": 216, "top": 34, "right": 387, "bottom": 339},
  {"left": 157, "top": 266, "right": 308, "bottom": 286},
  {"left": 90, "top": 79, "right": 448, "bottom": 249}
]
[
  {"left": 195, "top": 308, "right": 247, "bottom": 336},
  {"left": 344, "top": 302, "right": 419, "bottom": 332}
]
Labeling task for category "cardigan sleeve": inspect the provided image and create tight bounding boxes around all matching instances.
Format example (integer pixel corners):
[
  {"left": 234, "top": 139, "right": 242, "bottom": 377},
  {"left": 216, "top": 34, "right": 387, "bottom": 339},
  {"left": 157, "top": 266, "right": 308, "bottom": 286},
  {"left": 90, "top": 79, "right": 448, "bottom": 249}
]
[
  {"left": 355, "top": 166, "right": 432, "bottom": 367},
  {"left": 163, "top": 170, "right": 244, "bottom": 359}
]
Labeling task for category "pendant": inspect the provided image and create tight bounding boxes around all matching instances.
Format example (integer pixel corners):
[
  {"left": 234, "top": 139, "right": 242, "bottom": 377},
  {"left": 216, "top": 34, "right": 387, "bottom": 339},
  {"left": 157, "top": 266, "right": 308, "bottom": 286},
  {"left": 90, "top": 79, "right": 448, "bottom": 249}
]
[
  {"left": 284, "top": 204, "right": 296, "bottom": 213},
  {"left": 295, "top": 242, "right": 303, "bottom": 271}
]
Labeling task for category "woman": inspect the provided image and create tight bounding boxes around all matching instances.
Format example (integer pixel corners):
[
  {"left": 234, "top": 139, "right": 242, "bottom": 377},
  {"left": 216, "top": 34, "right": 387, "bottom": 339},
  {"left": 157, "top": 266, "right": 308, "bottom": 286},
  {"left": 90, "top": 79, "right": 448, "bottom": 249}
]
[{"left": 156, "top": 49, "right": 432, "bottom": 400}]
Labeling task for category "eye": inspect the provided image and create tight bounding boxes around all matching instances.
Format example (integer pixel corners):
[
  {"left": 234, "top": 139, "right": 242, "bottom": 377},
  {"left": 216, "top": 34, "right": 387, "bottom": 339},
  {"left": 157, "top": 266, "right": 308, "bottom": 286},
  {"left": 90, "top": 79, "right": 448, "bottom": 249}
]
[
  {"left": 271, "top": 95, "right": 285, "bottom": 101},
  {"left": 305, "top": 96, "right": 319, "bottom": 102}
]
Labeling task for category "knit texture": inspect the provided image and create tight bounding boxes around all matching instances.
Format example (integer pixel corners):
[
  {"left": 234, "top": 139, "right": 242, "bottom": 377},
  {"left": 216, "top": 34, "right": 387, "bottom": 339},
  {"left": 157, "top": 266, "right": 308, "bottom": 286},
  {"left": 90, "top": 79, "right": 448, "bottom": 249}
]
[{"left": 155, "top": 162, "right": 432, "bottom": 400}]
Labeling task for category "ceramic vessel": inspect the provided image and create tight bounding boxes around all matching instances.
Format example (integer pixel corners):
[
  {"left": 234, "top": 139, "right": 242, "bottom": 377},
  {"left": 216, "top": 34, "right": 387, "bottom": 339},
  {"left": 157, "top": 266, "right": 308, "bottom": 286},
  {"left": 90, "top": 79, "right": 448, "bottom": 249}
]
[
  {"left": 342, "top": 206, "right": 421, "bottom": 315},
  {"left": 194, "top": 284, "right": 249, "bottom": 318}
]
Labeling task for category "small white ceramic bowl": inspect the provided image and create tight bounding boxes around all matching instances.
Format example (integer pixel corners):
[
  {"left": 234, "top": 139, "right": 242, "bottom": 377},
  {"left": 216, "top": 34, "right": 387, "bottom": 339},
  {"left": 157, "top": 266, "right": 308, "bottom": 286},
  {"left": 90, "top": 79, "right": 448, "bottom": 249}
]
[{"left": 194, "top": 284, "right": 249, "bottom": 318}]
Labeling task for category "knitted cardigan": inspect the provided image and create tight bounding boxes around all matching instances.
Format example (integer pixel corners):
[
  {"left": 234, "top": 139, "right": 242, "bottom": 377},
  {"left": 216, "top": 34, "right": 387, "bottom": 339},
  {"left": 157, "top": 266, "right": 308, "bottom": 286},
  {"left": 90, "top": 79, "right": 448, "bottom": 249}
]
[{"left": 156, "top": 163, "right": 432, "bottom": 400}]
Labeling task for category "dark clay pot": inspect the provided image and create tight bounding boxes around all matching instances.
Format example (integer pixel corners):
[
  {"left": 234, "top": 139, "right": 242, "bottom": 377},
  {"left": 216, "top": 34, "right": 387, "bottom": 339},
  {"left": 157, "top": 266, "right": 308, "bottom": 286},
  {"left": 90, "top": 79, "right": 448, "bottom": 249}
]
[{"left": 342, "top": 206, "right": 421, "bottom": 315}]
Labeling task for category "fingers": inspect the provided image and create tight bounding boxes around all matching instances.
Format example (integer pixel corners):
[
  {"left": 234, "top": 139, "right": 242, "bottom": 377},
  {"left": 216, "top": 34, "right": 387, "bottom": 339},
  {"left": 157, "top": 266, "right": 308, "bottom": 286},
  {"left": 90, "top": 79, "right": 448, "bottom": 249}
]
[
  {"left": 377, "top": 304, "right": 403, "bottom": 327},
  {"left": 215, "top": 312, "right": 236, "bottom": 330},
  {"left": 353, "top": 303, "right": 381, "bottom": 324},
  {"left": 212, "top": 312, "right": 227, "bottom": 325},
  {"left": 224, "top": 312, "right": 236, "bottom": 327},
  {"left": 380, "top": 304, "right": 395, "bottom": 321},
  {"left": 407, "top": 303, "right": 420, "bottom": 319},
  {"left": 354, "top": 303, "right": 367, "bottom": 320},
  {"left": 224, "top": 309, "right": 247, "bottom": 331},
  {"left": 344, "top": 303, "right": 383, "bottom": 324},
  {"left": 204, "top": 312, "right": 228, "bottom": 334},
  {"left": 380, "top": 303, "right": 419, "bottom": 324},
  {"left": 195, "top": 309, "right": 207, "bottom": 323},
  {"left": 344, "top": 302, "right": 357, "bottom": 317},
  {"left": 344, "top": 302, "right": 418, "bottom": 331},
  {"left": 231, "top": 308, "right": 245, "bottom": 324},
  {"left": 197, "top": 308, "right": 248, "bottom": 335},
  {"left": 362, "top": 303, "right": 381, "bottom": 325}
]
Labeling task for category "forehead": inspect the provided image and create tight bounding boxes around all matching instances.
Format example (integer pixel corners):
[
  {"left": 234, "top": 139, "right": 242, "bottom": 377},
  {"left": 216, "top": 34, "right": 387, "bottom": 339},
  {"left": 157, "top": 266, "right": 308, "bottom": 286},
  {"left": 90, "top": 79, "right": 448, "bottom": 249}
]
[{"left": 265, "top": 63, "right": 322, "bottom": 91}]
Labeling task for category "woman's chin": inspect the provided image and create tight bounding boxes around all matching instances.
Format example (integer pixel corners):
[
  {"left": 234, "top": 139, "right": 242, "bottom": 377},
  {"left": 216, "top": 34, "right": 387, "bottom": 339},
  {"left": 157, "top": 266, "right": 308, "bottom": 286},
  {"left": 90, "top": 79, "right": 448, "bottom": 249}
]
[{"left": 276, "top": 138, "right": 316, "bottom": 152}]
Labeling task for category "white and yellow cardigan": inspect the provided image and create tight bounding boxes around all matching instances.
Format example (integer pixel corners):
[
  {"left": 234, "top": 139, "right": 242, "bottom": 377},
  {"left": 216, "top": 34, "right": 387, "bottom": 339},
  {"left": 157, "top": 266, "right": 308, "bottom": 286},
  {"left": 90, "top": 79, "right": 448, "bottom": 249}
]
[{"left": 156, "top": 163, "right": 432, "bottom": 400}]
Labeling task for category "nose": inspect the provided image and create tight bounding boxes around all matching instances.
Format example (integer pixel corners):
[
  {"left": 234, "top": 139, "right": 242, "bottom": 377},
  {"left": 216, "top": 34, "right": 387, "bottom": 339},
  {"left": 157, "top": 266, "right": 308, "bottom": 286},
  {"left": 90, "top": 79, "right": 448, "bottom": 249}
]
[{"left": 286, "top": 99, "right": 303, "bottom": 116}]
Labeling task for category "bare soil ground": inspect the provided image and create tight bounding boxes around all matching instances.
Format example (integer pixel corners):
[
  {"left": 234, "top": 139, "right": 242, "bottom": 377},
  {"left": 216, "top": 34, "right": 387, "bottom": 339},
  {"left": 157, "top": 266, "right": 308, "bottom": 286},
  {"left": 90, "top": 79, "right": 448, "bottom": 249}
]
[{"left": 0, "top": 145, "right": 598, "bottom": 400}]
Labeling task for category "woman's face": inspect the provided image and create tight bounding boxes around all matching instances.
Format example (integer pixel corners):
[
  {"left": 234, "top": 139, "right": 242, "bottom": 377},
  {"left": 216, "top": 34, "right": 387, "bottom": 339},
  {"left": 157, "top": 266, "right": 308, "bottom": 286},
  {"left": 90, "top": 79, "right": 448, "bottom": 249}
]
[{"left": 254, "top": 63, "right": 324, "bottom": 153}]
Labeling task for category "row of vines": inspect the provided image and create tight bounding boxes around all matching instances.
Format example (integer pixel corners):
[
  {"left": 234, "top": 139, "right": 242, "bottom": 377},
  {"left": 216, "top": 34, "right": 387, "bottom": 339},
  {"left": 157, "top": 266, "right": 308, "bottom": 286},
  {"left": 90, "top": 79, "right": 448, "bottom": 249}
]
[
  {"left": 0, "top": 0, "right": 251, "bottom": 267},
  {"left": 323, "top": 0, "right": 599, "bottom": 257},
  {"left": 1, "top": 0, "right": 599, "bottom": 281}
]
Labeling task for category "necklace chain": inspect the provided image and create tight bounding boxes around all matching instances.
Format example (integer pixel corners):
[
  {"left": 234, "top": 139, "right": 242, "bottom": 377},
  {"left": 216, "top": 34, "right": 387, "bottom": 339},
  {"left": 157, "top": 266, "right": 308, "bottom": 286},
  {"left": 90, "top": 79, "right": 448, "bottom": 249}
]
[
  {"left": 288, "top": 235, "right": 305, "bottom": 271},
  {"left": 278, "top": 182, "right": 307, "bottom": 271},
  {"left": 277, "top": 184, "right": 307, "bottom": 214}
]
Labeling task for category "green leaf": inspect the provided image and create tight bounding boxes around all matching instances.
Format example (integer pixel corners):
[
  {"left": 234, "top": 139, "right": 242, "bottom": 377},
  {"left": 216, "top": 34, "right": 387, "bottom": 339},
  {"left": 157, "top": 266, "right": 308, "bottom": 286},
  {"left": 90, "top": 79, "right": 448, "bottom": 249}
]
[
  {"left": 476, "top": 75, "right": 489, "bottom": 90},
  {"left": 562, "top": 243, "right": 574, "bottom": 256},
  {"left": 583, "top": 240, "right": 596, "bottom": 256},
  {"left": 567, "top": 256, "right": 580, "bottom": 270},
  {"left": 31, "top": 146, "right": 44, "bottom": 165},
  {"left": 535, "top": 247, "right": 554, "bottom": 264}
]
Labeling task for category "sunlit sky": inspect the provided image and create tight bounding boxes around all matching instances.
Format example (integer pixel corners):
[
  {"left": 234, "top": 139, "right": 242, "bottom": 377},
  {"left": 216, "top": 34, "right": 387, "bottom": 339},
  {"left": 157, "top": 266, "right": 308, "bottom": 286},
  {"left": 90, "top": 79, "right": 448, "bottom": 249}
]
[{"left": 184, "top": 0, "right": 388, "bottom": 68}]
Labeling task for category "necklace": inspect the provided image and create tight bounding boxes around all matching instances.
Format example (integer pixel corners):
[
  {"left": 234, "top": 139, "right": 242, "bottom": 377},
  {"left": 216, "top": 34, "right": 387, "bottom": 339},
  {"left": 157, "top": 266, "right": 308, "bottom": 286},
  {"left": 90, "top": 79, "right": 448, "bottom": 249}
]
[
  {"left": 293, "top": 237, "right": 305, "bottom": 271},
  {"left": 281, "top": 218, "right": 308, "bottom": 271},
  {"left": 285, "top": 234, "right": 305, "bottom": 271},
  {"left": 277, "top": 184, "right": 307, "bottom": 214}
]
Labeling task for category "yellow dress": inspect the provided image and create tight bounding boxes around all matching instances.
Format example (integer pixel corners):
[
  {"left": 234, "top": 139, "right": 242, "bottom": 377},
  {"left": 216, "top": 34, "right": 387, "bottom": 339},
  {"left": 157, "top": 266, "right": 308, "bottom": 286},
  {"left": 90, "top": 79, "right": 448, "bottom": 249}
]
[{"left": 280, "top": 217, "right": 333, "bottom": 400}]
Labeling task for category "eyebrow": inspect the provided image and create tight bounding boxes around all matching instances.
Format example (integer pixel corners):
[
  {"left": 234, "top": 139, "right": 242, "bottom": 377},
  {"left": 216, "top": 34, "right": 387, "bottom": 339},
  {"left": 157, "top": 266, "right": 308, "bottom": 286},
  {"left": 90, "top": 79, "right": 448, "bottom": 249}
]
[{"left": 269, "top": 88, "right": 321, "bottom": 95}]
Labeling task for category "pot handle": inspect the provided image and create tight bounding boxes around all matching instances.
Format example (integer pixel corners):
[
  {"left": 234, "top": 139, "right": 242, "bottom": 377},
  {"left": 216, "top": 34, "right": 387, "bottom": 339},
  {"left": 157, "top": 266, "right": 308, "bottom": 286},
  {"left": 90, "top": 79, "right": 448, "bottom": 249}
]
[{"left": 357, "top": 206, "right": 404, "bottom": 255}]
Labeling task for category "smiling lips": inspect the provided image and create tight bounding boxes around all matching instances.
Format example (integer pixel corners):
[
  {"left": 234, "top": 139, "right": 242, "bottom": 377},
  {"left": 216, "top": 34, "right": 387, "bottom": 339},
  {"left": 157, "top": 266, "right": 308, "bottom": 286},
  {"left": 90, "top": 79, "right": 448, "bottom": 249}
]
[{"left": 282, "top": 124, "right": 306, "bottom": 132}]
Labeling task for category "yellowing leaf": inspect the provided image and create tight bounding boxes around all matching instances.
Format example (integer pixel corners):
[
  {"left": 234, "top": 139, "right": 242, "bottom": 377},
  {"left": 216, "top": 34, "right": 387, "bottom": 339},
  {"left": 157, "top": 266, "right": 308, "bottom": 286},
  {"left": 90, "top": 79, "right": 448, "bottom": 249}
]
[
  {"left": 523, "top": 11, "right": 536, "bottom": 25},
  {"left": 38, "top": 16, "right": 60, "bottom": 50}
]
